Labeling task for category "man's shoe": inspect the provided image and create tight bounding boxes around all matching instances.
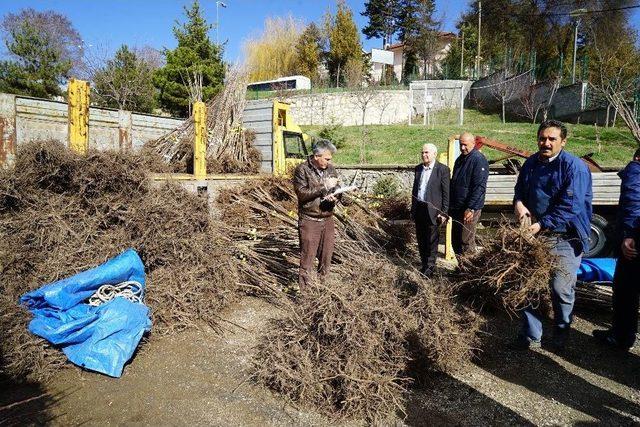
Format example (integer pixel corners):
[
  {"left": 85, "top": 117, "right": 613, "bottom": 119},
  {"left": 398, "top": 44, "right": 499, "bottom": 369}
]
[
  {"left": 511, "top": 336, "right": 542, "bottom": 350},
  {"left": 593, "top": 329, "right": 635, "bottom": 351}
]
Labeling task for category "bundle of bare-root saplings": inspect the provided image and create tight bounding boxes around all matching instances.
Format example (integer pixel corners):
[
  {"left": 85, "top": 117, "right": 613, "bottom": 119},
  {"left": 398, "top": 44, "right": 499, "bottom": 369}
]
[
  {"left": 216, "top": 178, "right": 482, "bottom": 422},
  {"left": 0, "top": 140, "right": 242, "bottom": 382}
]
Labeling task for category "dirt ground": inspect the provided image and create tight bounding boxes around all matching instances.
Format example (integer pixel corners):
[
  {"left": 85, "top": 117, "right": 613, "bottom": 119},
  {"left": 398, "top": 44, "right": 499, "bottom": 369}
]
[{"left": 2, "top": 292, "right": 639, "bottom": 427}]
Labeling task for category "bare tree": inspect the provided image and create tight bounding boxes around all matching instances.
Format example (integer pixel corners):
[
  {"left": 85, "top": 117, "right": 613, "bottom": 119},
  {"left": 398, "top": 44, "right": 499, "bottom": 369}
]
[
  {"left": 588, "top": 25, "right": 640, "bottom": 143},
  {"left": 519, "top": 77, "right": 561, "bottom": 124},
  {"left": 488, "top": 69, "right": 532, "bottom": 124}
]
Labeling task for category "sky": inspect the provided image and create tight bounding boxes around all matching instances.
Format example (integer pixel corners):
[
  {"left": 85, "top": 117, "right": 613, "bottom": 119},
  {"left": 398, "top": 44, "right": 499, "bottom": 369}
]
[
  {"left": 0, "top": 0, "right": 638, "bottom": 65},
  {"left": 0, "top": 0, "right": 468, "bottom": 63}
]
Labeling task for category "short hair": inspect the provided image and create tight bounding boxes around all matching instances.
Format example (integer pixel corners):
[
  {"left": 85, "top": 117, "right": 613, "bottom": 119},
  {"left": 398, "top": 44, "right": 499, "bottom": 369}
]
[
  {"left": 538, "top": 119, "right": 567, "bottom": 140},
  {"left": 312, "top": 139, "right": 337, "bottom": 155},
  {"left": 634, "top": 148, "right": 640, "bottom": 159},
  {"left": 460, "top": 132, "right": 475, "bottom": 143},
  {"left": 423, "top": 143, "right": 438, "bottom": 154}
]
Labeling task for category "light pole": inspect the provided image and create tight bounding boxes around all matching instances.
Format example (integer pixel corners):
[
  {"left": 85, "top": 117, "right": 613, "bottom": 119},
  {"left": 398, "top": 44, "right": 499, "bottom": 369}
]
[
  {"left": 570, "top": 8, "right": 587, "bottom": 84},
  {"left": 216, "top": 1, "right": 227, "bottom": 46},
  {"left": 476, "top": 1, "right": 482, "bottom": 79}
]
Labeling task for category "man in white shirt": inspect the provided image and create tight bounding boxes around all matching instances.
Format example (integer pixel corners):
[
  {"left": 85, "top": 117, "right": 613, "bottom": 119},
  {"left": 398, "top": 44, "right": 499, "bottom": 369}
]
[{"left": 410, "top": 143, "right": 450, "bottom": 277}]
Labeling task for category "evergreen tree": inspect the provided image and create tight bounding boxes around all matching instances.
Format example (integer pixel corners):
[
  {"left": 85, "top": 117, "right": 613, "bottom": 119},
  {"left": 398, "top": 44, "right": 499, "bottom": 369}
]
[
  {"left": 328, "top": 0, "right": 363, "bottom": 86},
  {"left": 92, "top": 45, "right": 157, "bottom": 113},
  {"left": 397, "top": 0, "right": 441, "bottom": 79},
  {"left": 0, "top": 9, "right": 82, "bottom": 98},
  {"left": 295, "top": 23, "right": 322, "bottom": 82},
  {"left": 153, "top": 0, "right": 224, "bottom": 117},
  {"left": 361, "top": 0, "right": 400, "bottom": 47}
]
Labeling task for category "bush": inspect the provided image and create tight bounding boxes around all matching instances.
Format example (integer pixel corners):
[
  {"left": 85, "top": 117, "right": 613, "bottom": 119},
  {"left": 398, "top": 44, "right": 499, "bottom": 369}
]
[
  {"left": 317, "top": 122, "right": 347, "bottom": 150},
  {"left": 372, "top": 174, "right": 401, "bottom": 199}
]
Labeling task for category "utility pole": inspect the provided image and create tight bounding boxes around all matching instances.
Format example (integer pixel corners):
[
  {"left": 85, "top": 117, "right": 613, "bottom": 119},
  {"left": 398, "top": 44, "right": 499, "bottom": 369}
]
[
  {"left": 570, "top": 8, "right": 587, "bottom": 84},
  {"left": 461, "top": 29, "right": 464, "bottom": 77},
  {"left": 216, "top": 1, "right": 227, "bottom": 46},
  {"left": 476, "top": 1, "right": 482, "bottom": 79}
]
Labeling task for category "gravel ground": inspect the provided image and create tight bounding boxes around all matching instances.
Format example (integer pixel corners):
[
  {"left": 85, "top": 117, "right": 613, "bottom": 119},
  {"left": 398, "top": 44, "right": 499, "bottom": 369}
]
[{"left": 2, "top": 296, "right": 639, "bottom": 426}]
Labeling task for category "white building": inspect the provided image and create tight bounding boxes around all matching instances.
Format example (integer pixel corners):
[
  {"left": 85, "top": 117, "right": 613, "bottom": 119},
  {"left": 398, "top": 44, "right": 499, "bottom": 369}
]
[{"left": 371, "top": 32, "right": 457, "bottom": 83}]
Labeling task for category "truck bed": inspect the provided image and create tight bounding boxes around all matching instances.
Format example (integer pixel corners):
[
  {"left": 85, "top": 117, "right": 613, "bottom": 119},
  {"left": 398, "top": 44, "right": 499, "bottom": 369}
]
[{"left": 485, "top": 172, "right": 621, "bottom": 206}]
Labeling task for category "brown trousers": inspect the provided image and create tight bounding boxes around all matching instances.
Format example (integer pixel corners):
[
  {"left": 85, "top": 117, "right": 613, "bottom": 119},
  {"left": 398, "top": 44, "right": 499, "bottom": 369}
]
[
  {"left": 298, "top": 216, "right": 335, "bottom": 290},
  {"left": 451, "top": 209, "right": 482, "bottom": 255}
]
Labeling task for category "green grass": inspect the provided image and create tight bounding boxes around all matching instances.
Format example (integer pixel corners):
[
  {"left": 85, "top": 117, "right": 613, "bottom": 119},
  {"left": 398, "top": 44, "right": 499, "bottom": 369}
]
[{"left": 302, "top": 109, "right": 638, "bottom": 168}]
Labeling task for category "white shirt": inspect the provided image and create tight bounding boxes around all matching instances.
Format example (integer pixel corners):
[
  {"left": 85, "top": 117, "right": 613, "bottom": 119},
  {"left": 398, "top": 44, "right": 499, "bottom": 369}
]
[{"left": 417, "top": 162, "right": 434, "bottom": 202}]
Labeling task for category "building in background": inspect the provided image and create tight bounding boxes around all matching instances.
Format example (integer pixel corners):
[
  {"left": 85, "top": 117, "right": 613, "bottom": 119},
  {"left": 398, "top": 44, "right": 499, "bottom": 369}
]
[{"left": 371, "top": 32, "right": 456, "bottom": 83}]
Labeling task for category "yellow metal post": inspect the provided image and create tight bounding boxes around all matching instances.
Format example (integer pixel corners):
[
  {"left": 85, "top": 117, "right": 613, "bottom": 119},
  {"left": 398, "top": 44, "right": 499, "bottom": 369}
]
[
  {"left": 272, "top": 101, "right": 287, "bottom": 176},
  {"left": 441, "top": 136, "right": 458, "bottom": 261},
  {"left": 193, "top": 101, "right": 207, "bottom": 179},
  {"left": 68, "top": 78, "right": 90, "bottom": 154}
]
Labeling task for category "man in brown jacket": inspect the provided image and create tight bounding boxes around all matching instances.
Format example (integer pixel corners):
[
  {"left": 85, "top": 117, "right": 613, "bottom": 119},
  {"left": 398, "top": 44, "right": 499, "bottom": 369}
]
[{"left": 293, "top": 139, "right": 340, "bottom": 291}]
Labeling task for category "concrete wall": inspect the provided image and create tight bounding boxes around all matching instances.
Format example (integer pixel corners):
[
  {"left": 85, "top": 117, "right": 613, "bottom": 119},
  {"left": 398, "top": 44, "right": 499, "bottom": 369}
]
[
  {"left": 283, "top": 90, "right": 410, "bottom": 126},
  {"left": 468, "top": 72, "right": 591, "bottom": 124},
  {"left": 409, "top": 80, "right": 473, "bottom": 118},
  {"left": 0, "top": 93, "right": 184, "bottom": 166}
]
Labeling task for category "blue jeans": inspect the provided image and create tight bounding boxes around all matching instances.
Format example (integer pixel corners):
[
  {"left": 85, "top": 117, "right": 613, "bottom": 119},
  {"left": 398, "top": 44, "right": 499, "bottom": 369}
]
[{"left": 521, "top": 236, "right": 582, "bottom": 341}]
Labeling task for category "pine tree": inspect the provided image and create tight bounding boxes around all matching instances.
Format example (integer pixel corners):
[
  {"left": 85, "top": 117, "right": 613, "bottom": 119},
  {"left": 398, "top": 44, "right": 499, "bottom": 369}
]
[
  {"left": 295, "top": 23, "right": 322, "bottom": 82},
  {"left": 153, "top": 0, "right": 224, "bottom": 117},
  {"left": 328, "top": 0, "right": 363, "bottom": 87},
  {"left": 0, "top": 9, "right": 81, "bottom": 98},
  {"left": 361, "top": 0, "right": 400, "bottom": 47},
  {"left": 395, "top": 0, "right": 440, "bottom": 80},
  {"left": 92, "top": 45, "right": 157, "bottom": 113}
]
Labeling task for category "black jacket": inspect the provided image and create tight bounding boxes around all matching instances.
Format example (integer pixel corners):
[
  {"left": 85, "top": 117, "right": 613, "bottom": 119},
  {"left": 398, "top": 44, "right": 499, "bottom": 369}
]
[
  {"left": 449, "top": 149, "right": 489, "bottom": 212},
  {"left": 411, "top": 161, "right": 450, "bottom": 224}
]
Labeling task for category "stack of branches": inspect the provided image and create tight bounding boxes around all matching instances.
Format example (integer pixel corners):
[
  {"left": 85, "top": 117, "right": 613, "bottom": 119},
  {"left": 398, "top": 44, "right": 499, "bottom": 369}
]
[
  {"left": 216, "top": 177, "right": 413, "bottom": 291},
  {"left": 145, "top": 66, "right": 261, "bottom": 174},
  {"left": 0, "top": 140, "right": 241, "bottom": 382},
  {"left": 454, "top": 225, "right": 555, "bottom": 314},
  {"left": 253, "top": 258, "right": 482, "bottom": 423}
]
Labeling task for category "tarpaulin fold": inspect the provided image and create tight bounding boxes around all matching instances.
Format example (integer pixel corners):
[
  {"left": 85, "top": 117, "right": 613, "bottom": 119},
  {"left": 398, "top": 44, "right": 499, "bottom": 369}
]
[{"left": 20, "top": 249, "right": 152, "bottom": 377}]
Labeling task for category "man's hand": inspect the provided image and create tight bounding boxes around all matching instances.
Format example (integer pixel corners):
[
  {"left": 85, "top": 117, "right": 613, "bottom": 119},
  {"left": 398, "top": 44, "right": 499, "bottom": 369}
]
[
  {"left": 463, "top": 209, "right": 475, "bottom": 223},
  {"left": 515, "top": 201, "right": 532, "bottom": 227},
  {"left": 528, "top": 222, "right": 541, "bottom": 235},
  {"left": 436, "top": 214, "right": 447, "bottom": 226},
  {"left": 621, "top": 237, "right": 638, "bottom": 260},
  {"left": 325, "top": 177, "right": 338, "bottom": 189},
  {"left": 323, "top": 194, "right": 337, "bottom": 203}
]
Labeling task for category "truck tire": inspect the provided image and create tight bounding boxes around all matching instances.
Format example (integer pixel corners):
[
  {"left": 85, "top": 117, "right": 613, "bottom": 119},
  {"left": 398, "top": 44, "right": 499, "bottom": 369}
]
[{"left": 585, "top": 214, "right": 611, "bottom": 258}]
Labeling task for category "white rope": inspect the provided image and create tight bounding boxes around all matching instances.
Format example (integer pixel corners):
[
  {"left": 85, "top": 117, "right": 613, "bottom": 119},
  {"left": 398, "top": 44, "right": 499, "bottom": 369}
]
[{"left": 88, "top": 280, "right": 144, "bottom": 307}]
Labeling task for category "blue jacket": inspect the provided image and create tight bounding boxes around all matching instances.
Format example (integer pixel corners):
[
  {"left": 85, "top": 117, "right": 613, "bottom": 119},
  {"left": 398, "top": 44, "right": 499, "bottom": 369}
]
[
  {"left": 617, "top": 160, "right": 640, "bottom": 239},
  {"left": 514, "top": 150, "right": 593, "bottom": 252},
  {"left": 449, "top": 149, "right": 489, "bottom": 212}
]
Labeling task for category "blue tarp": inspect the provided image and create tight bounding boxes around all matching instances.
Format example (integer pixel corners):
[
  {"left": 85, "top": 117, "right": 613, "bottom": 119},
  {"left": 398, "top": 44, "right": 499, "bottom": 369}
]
[
  {"left": 20, "top": 249, "right": 152, "bottom": 378},
  {"left": 577, "top": 258, "right": 617, "bottom": 283}
]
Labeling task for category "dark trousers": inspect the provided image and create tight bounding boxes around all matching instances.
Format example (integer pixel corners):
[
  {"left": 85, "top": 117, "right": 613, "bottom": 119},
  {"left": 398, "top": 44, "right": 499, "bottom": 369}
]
[
  {"left": 611, "top": 256, "right": 640, "bottom": 347},
  {"left": 414, "top": 205, "right": 439, "bottom": 272},
  {"left": 451, "top": 209, "right": 482, "bottom": 255},
  {"left": 298, "top": 216, "right": 335, "bottom": 290}
]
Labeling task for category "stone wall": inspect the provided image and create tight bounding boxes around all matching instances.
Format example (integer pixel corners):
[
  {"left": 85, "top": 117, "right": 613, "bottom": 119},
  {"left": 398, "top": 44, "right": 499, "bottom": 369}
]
[
  {"left": 284, "top": 90, "right": 410, "bottom": 126},
  {"left": 0, "top": 93, "right": 185, "bottom": 166},
  {"left": 336, "top": 165, "right": 414, "bottom": 193}
]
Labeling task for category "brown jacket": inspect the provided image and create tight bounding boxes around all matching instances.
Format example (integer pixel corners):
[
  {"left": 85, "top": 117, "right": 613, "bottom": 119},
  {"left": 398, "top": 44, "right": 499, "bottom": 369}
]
[{"left": 293, "top": 157, "right": 339, "bottom": 219}]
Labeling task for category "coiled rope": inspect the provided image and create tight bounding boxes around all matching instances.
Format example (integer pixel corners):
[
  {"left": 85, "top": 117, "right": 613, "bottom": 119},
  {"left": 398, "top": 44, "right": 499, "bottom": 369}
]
[{"left": 88, "top": 281, "right": 144, "bottom": 306}]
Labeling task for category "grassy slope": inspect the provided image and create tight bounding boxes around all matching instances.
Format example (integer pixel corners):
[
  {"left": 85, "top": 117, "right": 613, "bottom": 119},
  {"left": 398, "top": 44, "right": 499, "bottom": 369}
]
[{"left": 302, "top": 110, "right": 638, "bottom": 167}]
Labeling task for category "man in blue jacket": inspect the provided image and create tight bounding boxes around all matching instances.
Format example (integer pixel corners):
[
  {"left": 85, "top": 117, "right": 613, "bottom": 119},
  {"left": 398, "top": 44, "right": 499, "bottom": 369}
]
[
  {"left": 593, "top": 148, "right": 640, "bottom": 351},
  {"left": 513, "top": 120, "right": 593, "bottom": 350},
  {"left": 449, "top": 132, "right": 489, "bottom": 254}
]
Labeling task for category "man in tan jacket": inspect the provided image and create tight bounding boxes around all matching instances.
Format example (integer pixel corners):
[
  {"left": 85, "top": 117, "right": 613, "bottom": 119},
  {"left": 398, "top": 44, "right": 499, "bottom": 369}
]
[{"left": 292, "top": 139, "right": 340, "bottom": 292}]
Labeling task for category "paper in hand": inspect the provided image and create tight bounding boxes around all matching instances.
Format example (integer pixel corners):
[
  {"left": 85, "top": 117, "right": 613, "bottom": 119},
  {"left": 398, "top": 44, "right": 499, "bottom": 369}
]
[{"left": 326, "top": 185, "right": 358, "bottom": 197}]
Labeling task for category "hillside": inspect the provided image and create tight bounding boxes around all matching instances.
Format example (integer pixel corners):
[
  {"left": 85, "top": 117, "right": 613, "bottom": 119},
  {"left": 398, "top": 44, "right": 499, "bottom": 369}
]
[{"left": 303, "top": 110, "right": 639, "bottom": 167}]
